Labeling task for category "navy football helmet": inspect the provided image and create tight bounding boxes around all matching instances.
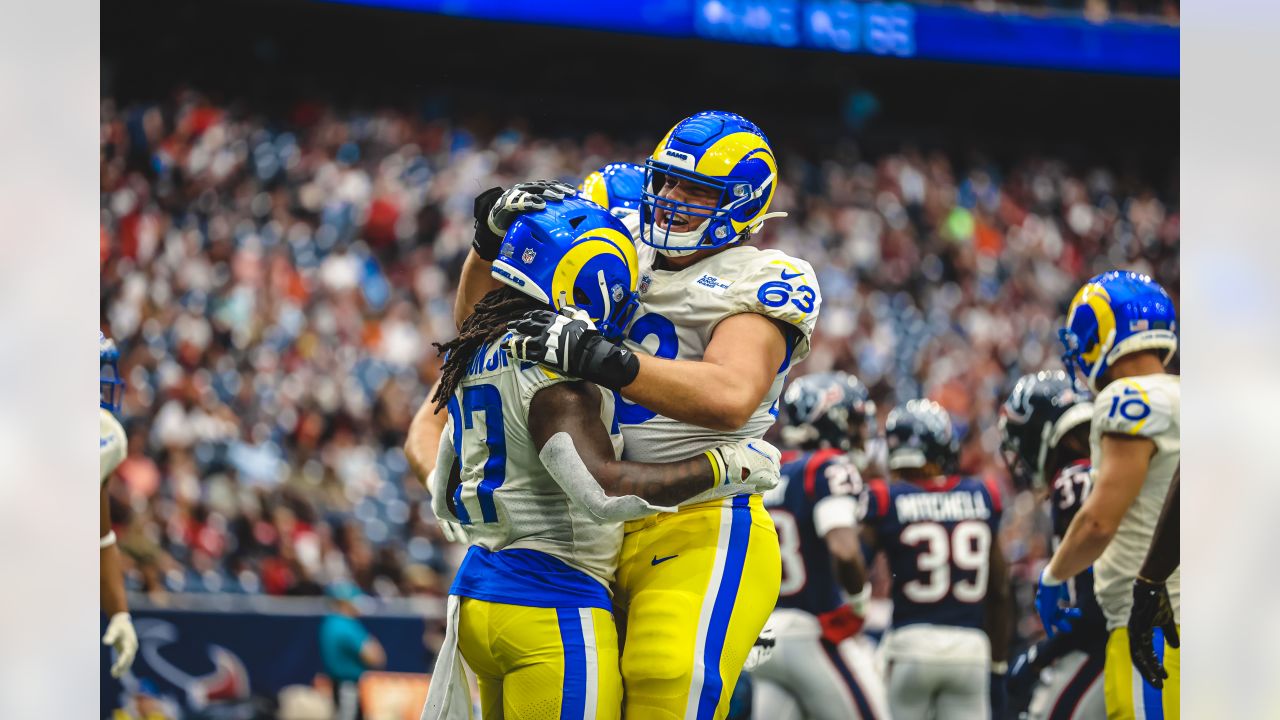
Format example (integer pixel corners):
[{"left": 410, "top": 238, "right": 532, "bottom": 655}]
[
  {"left": 780, "top": 372, "right": 876, "bottom": 452},
  {"left": 884, "top": 399, "right": 957, "bottom": 474},
  {"left": 999, "top": 370, "right": 1092, "bottom": 490}
]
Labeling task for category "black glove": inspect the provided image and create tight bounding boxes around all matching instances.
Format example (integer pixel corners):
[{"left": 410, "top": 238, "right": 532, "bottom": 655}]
[
  {"left": 1128, "top": 577, "right": 1179, "bottom": 689},
  {"left": 989, "top": 669, "right": 1008, "bottom": 720},
  {"left": 1006, "top": 644, "right": 1041, "bottom": 699},
  {"left": 470, "top": 180, "right": 576, "bottom": 261},
  {"left": 504, "top": 307, "right": 640, "bottom": 390}
]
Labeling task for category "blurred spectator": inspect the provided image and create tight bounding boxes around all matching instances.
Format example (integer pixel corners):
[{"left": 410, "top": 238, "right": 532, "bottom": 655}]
[{"left": 320, "top": 582, "right": 386, "bottom": 720}]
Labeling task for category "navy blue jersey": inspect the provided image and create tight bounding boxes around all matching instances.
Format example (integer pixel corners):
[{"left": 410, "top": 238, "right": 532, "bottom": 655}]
[
  {"left": 764, "top": 448, "right": 862, "bottom": 617},
  {"left": 862, "top": 475, "right": 1003, "bottom": 630},
  {"left": 1048, "top": 460, "right": 1107, "bottom": 655}
]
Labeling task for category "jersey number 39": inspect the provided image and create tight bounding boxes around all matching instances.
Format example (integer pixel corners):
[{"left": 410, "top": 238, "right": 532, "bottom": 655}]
[{"left": 900, "top": 520, "right": 991, "bottom": 604}]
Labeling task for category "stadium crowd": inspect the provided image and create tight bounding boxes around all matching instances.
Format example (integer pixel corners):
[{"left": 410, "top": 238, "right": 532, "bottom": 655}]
[{"left": 99, "top": 90, "right": 1178, "bottom": 646}]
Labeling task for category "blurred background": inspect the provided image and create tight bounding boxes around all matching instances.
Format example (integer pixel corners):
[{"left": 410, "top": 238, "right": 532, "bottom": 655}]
[{"left": 99, "top": 0, "right": 1177, "bottom": 716}]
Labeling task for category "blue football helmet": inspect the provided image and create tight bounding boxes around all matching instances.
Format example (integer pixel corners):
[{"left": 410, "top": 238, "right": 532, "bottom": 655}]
[
  {"left": 884, "top": 399, "right": 957, "bottom": 474},
  {"left": 492, "top": 196, "right": 640, "bottom": 341},
  {"left": 1059, "top": 271, "right": 1177, "bottom": 393},
  {"left": 100, "top": 331, "right": 124, "bottom": 413},
  {"left": 578, "top": 162, "right": 644, "bottom": 219},
  {"left": 640, "top": 110, "right": 784, "bottom": 257}
]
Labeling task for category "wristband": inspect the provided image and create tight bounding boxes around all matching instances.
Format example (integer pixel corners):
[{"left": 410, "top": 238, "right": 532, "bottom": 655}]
[
  {"left": 1040, "top": 567, "right": 1064, "bottom": 586},
  {"left": 991, "top": 661, "right": 1009, "bottom": 674},
  {"left": 704, "top": 450, "right": 725, "bottom": 489},
  {"left": 100, "top": 530, "right": 117, "bottom": 549}
]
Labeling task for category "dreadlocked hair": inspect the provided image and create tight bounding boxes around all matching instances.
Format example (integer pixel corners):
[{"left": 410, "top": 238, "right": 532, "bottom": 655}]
[{"left": 432, "top": 285, "right": 543, "bottom": 412}]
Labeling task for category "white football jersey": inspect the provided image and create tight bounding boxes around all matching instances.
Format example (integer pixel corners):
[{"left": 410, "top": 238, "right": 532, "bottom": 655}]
[
  {"left": 618, "top": 244, "right": 820, "bottom": 506},
  {"left": 447, "top": 337, "right": 625, "bottom": 590},
  {"left": 1090, "top": 372, "right": 1179, "bottom": 630},
  {"left": 100, "top": 408, "right": 127, "bottom": 486}
]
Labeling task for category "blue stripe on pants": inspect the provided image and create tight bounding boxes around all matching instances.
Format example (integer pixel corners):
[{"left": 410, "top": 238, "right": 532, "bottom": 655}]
[
  {"left": 821, "top": 639, "right": 878, "bottom": 719},
  {"left": 695, "top": 495, "right": 753, "bottom": 720},
  {"left": 558, "top": 608, "right": 587, "bottom": 720},
  {"left": 1141, "top": 628, "right": 1165, "bottom": 720}
]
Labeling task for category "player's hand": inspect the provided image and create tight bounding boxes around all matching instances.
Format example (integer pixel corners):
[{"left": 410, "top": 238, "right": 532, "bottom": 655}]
[
  {"left": 471, "top": 180, "right": 576, "bottom": 261},
  {"left": 102, "top": 611, "right": 138, "bottom": 678},
  {"left": 708, "top": 438, "right": 781, "bottom": 494},
  {"left": 742, "top": 623, "right": 777, "bottom": 671},
  {"left": 504, "top": 307, "right": 640, "bottom": 390},
  {"left": 1128, "top": 576, "right": 1179, "bottom": 689},
  {"left": 1035, "top": 568, "right": 1081, "bottom": 638},
  {"left": 1006, "top": 643, "right": 1042, "bottom": 699}
]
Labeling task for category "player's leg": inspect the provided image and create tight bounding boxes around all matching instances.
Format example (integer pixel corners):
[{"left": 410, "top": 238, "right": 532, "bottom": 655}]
[
  {"left": 1102, "top": 627, "right": 1179, "bottom": 720},
  {"left": 834, "top": 636, "right": 891, "bottom": 720},
  {"left": 933, "top": 659, "right": 989, "bottom": 720},
  {"left": 885, "top": 659, "right": 935, "bottom": 720},
  {"left": 752, "top": 609, "right": 860, "bottom": 720},
  {"left": 456, "top": 598, "right": 506, "bottom": 720},
  {"left": 459, "top": 599, "right": 622, "bottom": 720},
  {"left": 618, "top": 495, "right": 780, "bottom": 720},
  {"left": 751, "top": 676, "right": 804, "bottom": 720},
  {"left": 1026, "top": 651, "right": 1105, "bottom": 720}
]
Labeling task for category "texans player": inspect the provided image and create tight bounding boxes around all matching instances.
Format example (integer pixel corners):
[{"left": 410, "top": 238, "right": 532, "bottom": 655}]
[
  {"left": 1000, "top": 371, "right": 1106, "bottom": 719},
  {"left": 861, "top": 400, "right": 1011, "bottom": 720},
  {"left": 751, "top": 372, "right": 889, "bottom": 720}
]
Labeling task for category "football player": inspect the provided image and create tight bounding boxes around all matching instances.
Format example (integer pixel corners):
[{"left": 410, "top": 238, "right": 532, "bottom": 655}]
[
  {"left": 578, "top": 162, "right": 645, "bottom": 222},
  {"left": 1041, "top": 270, "right": 1180, "bottom": 719},
  {"left": 860, "top": 400, "right": 1010, "bottom": 720},
  {"left": 999, "top": 370, "right": 1106, "bottom": 719},
  {"left": 99, "top": 333, "right": 137, "bottom": 678},
  {"left": 455, "top": 111, "right": 815, "bottom": 719},
  {"left": 420, "top": 196, "right": 780, "bottom": 720},
  {"left": 751, "top": 372, "right": 890, "bottom": 720},
  {"left": 505, "top": 111, "right": 817, "bottom": 720}
]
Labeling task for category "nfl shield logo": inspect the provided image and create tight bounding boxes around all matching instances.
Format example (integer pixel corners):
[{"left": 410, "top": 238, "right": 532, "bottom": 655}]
[
  {"left": 611, "top": 284, "right": 625, "bottom": 302},
  {"left": 522, "top": 248, "right": 537, "bottom": 264},
  {"left": 639, "top": 273, "right": 652, "bottom": 295}
]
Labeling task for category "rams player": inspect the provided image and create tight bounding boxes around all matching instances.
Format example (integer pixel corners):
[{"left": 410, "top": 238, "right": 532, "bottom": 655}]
[
  {"left": 578, "top": 162, "right": 645, "bottom": 223},
  {"left": 860, "top": 400, "right": 1010, "bottom": 720},
  {"left": 99, "top": 333, "right": 137, "bottom": 678},
  {"left": 1000, "top": 371, "right": 1106, "bottom": 719},
  {"left": 1040, "top": 271, "right": 1180, "bottom": 719},
  {"left": 751, "top": 372, "right": 890, "bottom": 720},
  {"left": 504, "top": 111, "right": 818, "bottom": 720},
  {"left": 420, "top": 196, "right": 780, "bottom": 720}
]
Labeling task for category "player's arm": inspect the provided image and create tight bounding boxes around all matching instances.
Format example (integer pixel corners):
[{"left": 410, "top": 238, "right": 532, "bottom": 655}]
[
  {"left": 826, "top": 525, "right": 868, "bottom": 595},
  {"left": 1138, "top": 465, "right": 1179, "bottom": 584},
  {"left": 985, "top": 537, "right": 1012, "bottom": 664},
  {"left": 100, "top": 483, "right": 137, "bottom": 678},
  {"left": 529, "top": 381, "right": 776, "bottom": 513},
  {"left": 360, "top": 634, "right": 387, "bottom": 670},
  {"left": 621, "top": 313, "right": 792, "bottom": 431},
  {"left": 454, "top": 251, "right": 502, "bottom": 331},
  {"left": 1045, "top": 434, "right": 1154, "bottom": 582},
  {"left": 405, "top": 378, "right": 447, "bottom": 487}
]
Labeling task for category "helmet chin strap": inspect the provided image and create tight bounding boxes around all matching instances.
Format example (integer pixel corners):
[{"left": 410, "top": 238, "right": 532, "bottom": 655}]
[{"left": 746, "top": 211, "right": 788, "bottom": 235}]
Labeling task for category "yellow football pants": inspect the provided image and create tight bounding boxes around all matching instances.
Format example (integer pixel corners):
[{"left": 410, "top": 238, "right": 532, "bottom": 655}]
[
  {"left": 614, "top": 494, "right": 781, "bottom": 720},
  {"left": 456, "top": 598, "right": 623, "bottom": 720},
  {"left": 1104, "top": 626, "right": 1180, "bottom": 720}
]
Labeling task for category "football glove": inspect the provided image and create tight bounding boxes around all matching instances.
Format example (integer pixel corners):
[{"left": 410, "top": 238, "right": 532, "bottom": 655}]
[
  {"left": 707, "top": 439, "right": 781, "bottom": 494},
  {"left": 505, "top": 307, "right": 640, "bottom": 390},
  {"left": 742, "top": 623, "right": 777, "bottom": 671},
  {"left": 471, "top": 180, "right": 576, "bottom": 261},
  {"left": 1006, "top": 643, "right": 1042, "bottom": 699},
  {"left": 102, "top": 611, "right": 138, "bottom": 678},
  {"left": 1128, "top": 576, "right": 1179, "bottom": 689},
  {"left": 1035, "top": 568, "right": 1081, "bottom": 638}
]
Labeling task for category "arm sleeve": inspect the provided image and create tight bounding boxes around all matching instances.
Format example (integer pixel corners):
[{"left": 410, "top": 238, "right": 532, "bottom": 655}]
[
  {"left": 725, "top": 251, "right": 821, "bottom": 362},
  {"left": 1093, "top": 377, "right": 1175, "bottom": 439},
  {"left": 814, "top": 495, "right": 859, "bottom": 538},
  {"left": 538, "top": 432, "right": 675, "bottom": 522}
]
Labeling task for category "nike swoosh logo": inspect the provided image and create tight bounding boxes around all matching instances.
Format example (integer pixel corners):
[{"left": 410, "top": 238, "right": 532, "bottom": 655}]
[
  {"left": 651, "top": 554, "right": 678, "bottom": 566},
  {"left": 779, "top": 270, "right": 804, "bottom": 280}
]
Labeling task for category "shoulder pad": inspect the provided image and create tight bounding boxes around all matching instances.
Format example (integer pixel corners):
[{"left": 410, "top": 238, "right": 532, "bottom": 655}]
[
  {"left": 722, "top": 249, "right": 820, "bottom": 361},
  {"left": 1093, "top": 375, "right": 1177, "bottom": 439}
]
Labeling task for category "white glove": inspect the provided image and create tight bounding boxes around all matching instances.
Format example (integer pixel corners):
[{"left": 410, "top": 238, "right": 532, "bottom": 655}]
[
  {"left": 102, "top": 611, "right": 138, "bottom": 678},
  {"left": 438, "top": 518, "right": 471, "bottom": 545},
  {"left": 707, "top": 438, "right": 782, "bottom": 494},
  {"left": 742, "top": 623, "right": 777, "bottom": 671}
]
